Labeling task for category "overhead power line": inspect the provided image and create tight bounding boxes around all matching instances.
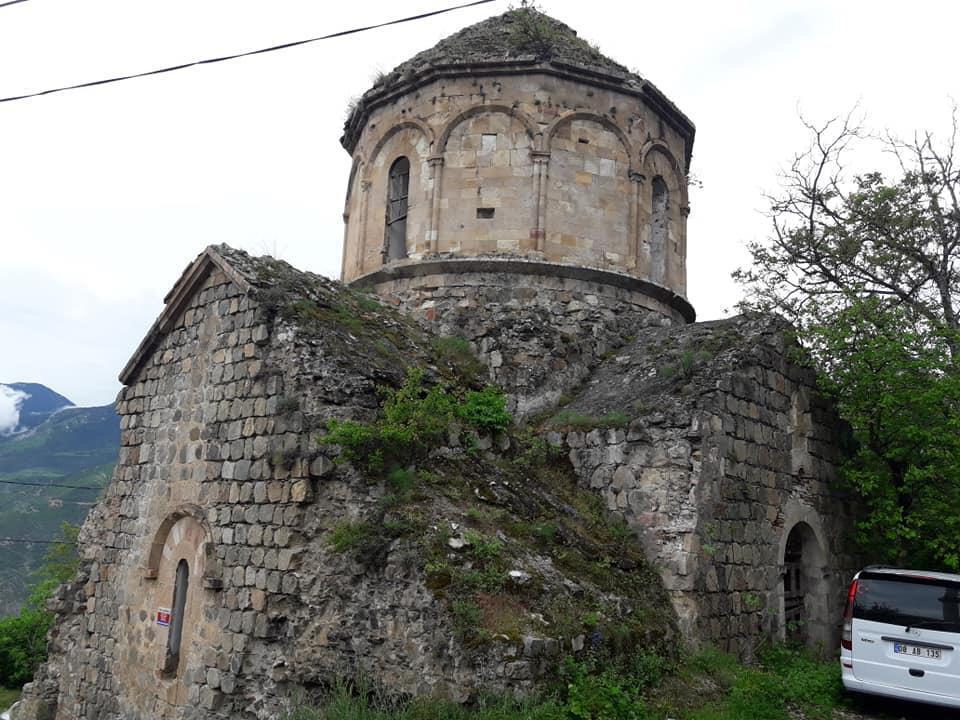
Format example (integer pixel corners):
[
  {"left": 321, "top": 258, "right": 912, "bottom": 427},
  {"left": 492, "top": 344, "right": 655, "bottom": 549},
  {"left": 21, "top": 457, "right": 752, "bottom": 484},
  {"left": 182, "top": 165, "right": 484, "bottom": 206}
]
[
  {"left": 0, "top": 0, "right": 29, "bottom": 8},
  {"left": 0, "top": 537, "right": 77, "bottom": 546},
  {"left": 0, "top": 478, "right": 102, "bottom": 491},
  {"left": 0, "top": 0, "right": 497, "bottom": 105}
]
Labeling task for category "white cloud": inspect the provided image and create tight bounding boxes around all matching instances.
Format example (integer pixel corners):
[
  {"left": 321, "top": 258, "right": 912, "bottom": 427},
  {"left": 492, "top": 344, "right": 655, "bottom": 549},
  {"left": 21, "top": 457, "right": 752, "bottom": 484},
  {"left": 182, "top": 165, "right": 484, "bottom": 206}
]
[{"left": 0, "top": 385, "right": 29, "bottom": 436}]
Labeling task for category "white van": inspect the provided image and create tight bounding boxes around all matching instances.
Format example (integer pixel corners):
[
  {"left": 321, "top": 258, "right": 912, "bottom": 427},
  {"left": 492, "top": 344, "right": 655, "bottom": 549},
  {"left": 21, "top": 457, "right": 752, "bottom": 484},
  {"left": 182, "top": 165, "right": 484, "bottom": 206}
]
[{"left": 841, "top": 567, "right": 960, "bottom": 709}]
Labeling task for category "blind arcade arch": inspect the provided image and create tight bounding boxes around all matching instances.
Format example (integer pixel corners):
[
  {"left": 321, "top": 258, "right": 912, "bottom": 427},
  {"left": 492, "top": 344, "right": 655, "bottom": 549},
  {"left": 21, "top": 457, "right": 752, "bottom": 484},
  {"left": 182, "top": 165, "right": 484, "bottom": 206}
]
[{"left": 650, "top": 176, "right": 669, "bottom": 285}]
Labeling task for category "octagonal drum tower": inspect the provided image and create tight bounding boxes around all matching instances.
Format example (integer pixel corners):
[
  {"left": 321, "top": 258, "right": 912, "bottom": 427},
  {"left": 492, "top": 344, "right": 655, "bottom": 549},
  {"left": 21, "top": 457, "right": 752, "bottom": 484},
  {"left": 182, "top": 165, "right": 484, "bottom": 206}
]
[{"left": 340, "top": 8, "right": 696, "bottom": 412}]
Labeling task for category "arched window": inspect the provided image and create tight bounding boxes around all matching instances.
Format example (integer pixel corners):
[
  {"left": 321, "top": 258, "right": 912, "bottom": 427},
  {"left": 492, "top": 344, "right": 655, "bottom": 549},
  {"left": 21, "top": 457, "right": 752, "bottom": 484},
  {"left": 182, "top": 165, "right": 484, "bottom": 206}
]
[
  {"left": 163, "top": 559, "right": 189, "bottom": 676},
  {"left": 385, "top": 157, "right": 410, "bottom": 262},
  {"left": 650, "top": 176, "right": 668, "bottom": 284}
]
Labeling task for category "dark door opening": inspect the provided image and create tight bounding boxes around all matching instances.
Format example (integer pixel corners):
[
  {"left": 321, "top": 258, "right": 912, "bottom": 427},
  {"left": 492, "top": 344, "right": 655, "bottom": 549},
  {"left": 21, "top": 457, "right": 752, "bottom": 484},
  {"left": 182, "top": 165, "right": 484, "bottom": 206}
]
[{"left": 783, "top": 528, "right": 805, "bottom": 642}]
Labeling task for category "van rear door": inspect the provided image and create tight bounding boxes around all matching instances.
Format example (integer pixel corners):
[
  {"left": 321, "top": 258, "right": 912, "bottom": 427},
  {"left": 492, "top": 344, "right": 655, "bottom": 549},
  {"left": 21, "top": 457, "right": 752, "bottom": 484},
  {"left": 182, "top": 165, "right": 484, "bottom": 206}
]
[{"left": 850, "top": 572, "right": 960, "bottom": 700}]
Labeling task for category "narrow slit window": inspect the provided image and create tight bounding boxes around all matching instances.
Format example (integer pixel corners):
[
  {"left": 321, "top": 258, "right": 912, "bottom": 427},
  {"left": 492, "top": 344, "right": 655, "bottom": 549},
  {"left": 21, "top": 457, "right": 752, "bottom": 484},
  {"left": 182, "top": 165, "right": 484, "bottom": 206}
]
[
  {"left": 650, "top": 176, "right": 668, "bottom": 284},
  {"left": 385, "top": 157, "right": 410, "bottom": 262},
  {"left": 578, "top": 137, "right": 590, "bottom": 145},
  {"left": 163, "top": 559, "right": 189, "bottom": 676},
  {"left": 476, "top": 207, "right": 495, "bottom": 219}
]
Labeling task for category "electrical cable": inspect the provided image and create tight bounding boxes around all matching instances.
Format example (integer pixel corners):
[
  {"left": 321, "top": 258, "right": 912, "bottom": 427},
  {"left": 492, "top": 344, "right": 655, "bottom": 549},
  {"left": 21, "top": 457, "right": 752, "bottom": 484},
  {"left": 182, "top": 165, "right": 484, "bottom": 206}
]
[
  {"left": 0, "top": 478, "right": 102, "bottom": 491},
  {"left": 0, "top": 0, "right": 497, "bottom": 104},
  {"left": 0, "top": 537, "right": 77, "bottom": 545},
  {"left": 0, "top": 0, "right": 29, "bottom": 8}
]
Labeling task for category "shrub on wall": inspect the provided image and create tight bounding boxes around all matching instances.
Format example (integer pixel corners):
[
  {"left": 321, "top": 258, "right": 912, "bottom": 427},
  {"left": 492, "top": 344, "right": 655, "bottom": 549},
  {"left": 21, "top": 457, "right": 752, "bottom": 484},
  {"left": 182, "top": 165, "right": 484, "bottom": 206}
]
[{"left": 323, "top": 369, "right": 512, "bottom": 471}]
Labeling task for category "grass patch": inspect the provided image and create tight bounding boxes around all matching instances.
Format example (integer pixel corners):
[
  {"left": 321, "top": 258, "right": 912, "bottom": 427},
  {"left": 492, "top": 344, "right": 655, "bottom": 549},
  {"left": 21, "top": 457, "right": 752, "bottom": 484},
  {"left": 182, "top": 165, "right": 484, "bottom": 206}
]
[
  {"left": 0, "top": 687, "right": 19, "bottom": 710},
  {"left": 285, "top": 679, "right": 565, "bottom": 720},
  {"left": 283, "top": 646, "right": 847, "bottom": 720},
  {"left": 327, "top": 521, "right": 374, "bottom": 553},
  {"left": 658, "top": 349, "right": 714, "bottom": 381},
  {"left": 433, "top": 336, "right": 487, "bottom": 383}
]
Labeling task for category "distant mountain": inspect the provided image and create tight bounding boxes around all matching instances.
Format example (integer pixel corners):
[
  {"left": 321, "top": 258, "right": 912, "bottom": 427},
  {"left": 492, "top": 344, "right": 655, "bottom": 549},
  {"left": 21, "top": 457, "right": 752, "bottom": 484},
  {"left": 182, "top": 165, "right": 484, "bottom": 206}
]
[
  {"left": 0, "top": 382, "right": 74, "bottom": 435},
  {"left": 0, "top": 385, "right": 118, "bottom": 615}
]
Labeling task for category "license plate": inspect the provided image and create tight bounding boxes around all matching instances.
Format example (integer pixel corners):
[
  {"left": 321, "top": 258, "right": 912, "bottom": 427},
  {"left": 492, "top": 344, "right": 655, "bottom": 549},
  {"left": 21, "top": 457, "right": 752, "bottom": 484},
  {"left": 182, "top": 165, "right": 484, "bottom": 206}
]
[{"left": 893, "top": 642, "right": 942, "bottom": 660}]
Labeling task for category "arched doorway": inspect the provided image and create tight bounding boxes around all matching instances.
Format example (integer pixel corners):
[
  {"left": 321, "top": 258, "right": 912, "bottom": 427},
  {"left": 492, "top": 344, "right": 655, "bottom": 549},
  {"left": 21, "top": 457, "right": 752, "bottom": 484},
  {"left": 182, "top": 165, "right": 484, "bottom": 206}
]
[
  {"left": 783, "top": 527, "right": 805, "bottom": 641},
  {"left": 779, "top": 520, "right": 829, "bottom": 647}
]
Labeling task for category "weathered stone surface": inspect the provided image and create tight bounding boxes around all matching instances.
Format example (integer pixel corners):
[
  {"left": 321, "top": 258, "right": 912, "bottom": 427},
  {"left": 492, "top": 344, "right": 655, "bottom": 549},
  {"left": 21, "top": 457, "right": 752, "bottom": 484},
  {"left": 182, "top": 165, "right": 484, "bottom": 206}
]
[
  {"left": 18, "top": 11, "right": 859, "bottom": 714},
  {"left": 25, "top": 245, "right": 691, "bottom": 720},
  {"left": 556, "top": 315, "right": 859, "bottom": 657},
  {"left": 342, "top": 6, "right": 694, "bottom": 303}
]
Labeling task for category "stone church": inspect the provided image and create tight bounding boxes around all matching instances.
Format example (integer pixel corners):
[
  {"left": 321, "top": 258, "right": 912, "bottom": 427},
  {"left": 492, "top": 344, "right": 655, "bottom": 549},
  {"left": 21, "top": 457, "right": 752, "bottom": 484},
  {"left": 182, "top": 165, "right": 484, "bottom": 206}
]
[{"left": 18, "top": 8, "right": 857, "bottom": 720}]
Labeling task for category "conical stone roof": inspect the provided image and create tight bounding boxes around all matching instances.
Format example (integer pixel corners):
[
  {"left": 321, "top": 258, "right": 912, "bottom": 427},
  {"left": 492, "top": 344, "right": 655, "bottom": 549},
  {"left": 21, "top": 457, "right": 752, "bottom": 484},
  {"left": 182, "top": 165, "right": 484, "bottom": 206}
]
[
  {"left": 341, "top": 7, "right": 694, "bottom": 158},
  {"left": 385, "top": 8, "right": 639, "bottom": 84}
]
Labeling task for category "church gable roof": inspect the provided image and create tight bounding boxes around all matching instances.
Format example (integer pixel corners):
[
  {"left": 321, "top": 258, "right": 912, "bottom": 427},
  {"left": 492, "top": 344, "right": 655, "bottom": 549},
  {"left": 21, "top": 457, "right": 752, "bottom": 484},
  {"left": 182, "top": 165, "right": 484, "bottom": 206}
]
[
  {"left": 119, "top": 245, "right": 255, "bottom": 385},
  {"left": 118, "top": 245, "right": 437, "bottom": 390}
]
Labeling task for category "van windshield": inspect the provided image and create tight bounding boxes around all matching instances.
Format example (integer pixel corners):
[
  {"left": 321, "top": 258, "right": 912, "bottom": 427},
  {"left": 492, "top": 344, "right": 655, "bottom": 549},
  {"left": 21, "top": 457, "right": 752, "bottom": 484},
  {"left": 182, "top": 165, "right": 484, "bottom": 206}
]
[{"left": 855, "top": 573, "right": 960, "bottom": 632}]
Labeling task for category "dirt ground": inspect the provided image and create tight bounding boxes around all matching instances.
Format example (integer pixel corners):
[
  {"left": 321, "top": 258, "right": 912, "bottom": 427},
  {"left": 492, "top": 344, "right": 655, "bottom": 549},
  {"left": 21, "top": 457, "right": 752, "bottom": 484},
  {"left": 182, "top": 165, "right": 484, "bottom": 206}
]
[{"left": 829, "top": 695, "right": 960, "bottom": 720}]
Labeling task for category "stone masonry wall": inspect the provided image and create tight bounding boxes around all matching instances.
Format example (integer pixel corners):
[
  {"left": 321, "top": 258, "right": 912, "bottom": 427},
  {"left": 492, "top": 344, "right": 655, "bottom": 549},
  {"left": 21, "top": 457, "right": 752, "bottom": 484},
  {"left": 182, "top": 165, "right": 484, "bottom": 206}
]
[
  {"left": 342, "top": 71, "right": 690, "bottom": 298},
  {"left": 23, "top": 248, "right": 686, "bottom": 720},
  {"left": 551, "top": 317, "right": 859, "bottom": 657},
  {"left": 18, "top": 251, "right": 859, "bottom": 720},
  {"left": 364, "top": 265, "right": 687, "bottom": 420}
]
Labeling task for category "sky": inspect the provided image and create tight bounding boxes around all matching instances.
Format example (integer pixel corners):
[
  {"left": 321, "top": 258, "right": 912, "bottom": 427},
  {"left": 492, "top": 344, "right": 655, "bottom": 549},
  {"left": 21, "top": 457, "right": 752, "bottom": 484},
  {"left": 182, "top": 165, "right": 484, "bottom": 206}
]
[{"left": 0, "top": 0, "right": 957, "bottom": 407}]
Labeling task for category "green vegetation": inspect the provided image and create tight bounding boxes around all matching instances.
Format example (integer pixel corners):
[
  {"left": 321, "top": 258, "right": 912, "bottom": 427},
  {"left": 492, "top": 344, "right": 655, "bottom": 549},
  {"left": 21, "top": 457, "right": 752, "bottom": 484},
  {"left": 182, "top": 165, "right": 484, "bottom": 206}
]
[
  {"left": 459, "top": 387, "right": 512, "bottom": 434},
  {"left": 282, "top": 645, "right": 849, "bottom": 720},
  {"left": 504, "top": 2, "right": 603, "bottom": 64},
  {"left": 323, "top": 369, "right": 511, "bottom": 472},
  {"left": 432, "top": 336, "right": 486, "bottom": 383},
  {"left": 658, "top": 350, "right": 713, "bottom": 380},
  {"left": 0, "top": 523, "right": 79, "bottom": 692},
  {"left": 0, "top": 403, "right": 116, "bottom": 613},
  {"left": 0, "top": 687, "right": 19, "bottom": 710},
  {"left": 328, "top": 521, "right": 375, "bottom": 553},
  {"left": 319, "top": 368, "right": 672, "bottom": 656},
  {"left": 735, "top": 112, "right": 960, "bottom": 571}
]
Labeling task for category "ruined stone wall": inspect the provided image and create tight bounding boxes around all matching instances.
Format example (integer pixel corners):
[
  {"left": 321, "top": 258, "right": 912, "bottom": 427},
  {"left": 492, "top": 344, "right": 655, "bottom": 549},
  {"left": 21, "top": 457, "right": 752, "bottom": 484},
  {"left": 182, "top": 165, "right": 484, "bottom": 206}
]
[
  {"left": 342, "top": 71, "right": 689, "bottom": 298},
  {"left": 27, "top": 249, "right": 677, "bottom": 720},
  {"left": 555, "top": 317, "right": 859, "bottom": 657},
  {"left": 19, "top": 250, "right": 860, "bottom": 720},
  {"left": 19, "top": 267, "right": 320, "bottom": 719},
  {"left": 362, "top": 262, "right": 690, "bottom": 419}
]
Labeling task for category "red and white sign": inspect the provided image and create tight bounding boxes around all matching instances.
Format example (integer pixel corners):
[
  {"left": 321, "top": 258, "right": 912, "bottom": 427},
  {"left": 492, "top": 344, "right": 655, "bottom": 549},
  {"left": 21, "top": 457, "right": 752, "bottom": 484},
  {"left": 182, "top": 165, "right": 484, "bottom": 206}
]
[{"left": 156, "top": 607, "right": 171, "bottom": 627}]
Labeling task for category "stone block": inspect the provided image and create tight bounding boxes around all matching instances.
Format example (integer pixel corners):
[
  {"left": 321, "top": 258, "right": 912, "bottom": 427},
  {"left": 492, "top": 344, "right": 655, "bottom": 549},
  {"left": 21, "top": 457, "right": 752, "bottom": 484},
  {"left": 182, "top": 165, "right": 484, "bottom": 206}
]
[
  {"left": 291, "top": 478, "right": 314, "bottom": 503},
  {"left": 199, "top": 687, "right": 224, "bottom": 710}
]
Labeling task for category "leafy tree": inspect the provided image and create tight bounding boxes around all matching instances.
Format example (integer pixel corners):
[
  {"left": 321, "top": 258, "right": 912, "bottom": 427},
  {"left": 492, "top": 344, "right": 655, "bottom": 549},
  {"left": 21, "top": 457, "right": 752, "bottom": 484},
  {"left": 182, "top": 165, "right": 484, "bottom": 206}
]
[
  {"left": 735, "top": 109, "right": 960, "bottom": 570},
  {"left": 0, "top": 523, "right": 79, "bottom": 688},
  {"left": 734, "top": 109, "right": 960, "bottom": 356},
  {"left": 814, "top": 299, "right": 960, "bottom": 569}
]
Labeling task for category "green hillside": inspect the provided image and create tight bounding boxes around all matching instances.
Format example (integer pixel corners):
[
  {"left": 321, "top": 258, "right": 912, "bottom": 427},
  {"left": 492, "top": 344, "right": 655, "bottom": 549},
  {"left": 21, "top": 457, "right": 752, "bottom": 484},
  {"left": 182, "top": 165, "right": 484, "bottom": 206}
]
[{"left": 0, "top": 404, "right": 118, "bottom": 615}]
